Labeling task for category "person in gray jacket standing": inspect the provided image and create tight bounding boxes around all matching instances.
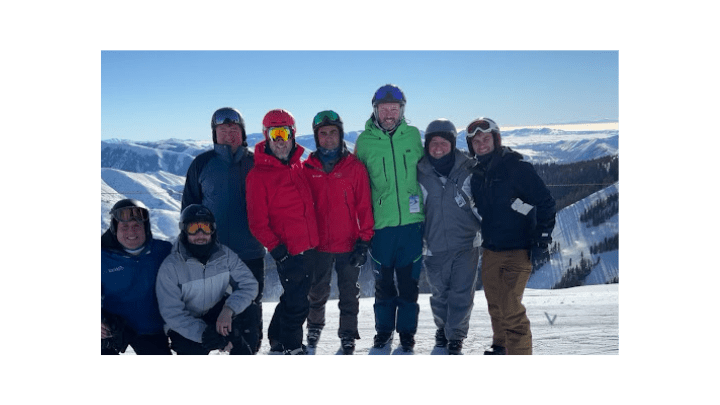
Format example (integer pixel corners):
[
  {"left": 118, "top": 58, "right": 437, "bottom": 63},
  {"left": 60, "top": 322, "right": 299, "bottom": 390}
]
[
  {"left": 156, "top": 204, "right": 259, "bottom": 355},
  {"left": 417, "top": 119, "right": 481, "bottom": 355}
]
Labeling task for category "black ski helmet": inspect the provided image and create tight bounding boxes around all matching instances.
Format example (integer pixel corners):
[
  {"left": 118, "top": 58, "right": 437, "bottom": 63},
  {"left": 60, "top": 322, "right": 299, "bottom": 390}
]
[
  {"left": 211, "top": 107, "right": 247, "bottom": 146},
  {"left": 312, "top": 110, "right": 344, "bottom": 148},
  {"left": 109, "top": 198, "right": 152, "bottom": 241},
  {"left": 179, "top": 204, "right": 216, "bottom": 233},
  {"left": 424, "top": 118, "right": 458, "bottom": 155}
]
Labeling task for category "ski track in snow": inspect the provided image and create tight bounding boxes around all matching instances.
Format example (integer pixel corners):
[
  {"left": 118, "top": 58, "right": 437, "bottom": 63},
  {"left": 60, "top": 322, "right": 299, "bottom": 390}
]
[{"left": 121, "top": 284, "right": 618, "bottom": 355}]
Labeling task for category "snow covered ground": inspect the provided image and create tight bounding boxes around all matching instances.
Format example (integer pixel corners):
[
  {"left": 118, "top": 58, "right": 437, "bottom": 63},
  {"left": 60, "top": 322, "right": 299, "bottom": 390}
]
[{"left": 120, "top": 284, "right": 618, "bottom": 356}]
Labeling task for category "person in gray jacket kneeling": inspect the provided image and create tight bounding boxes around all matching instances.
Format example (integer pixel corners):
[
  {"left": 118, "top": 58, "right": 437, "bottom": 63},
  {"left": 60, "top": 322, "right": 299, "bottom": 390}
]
[
  {"left": 417, "top": 119, "right": 481, "bottom": 355},
  {"left": 156, "top": 204, "right": 260, "bottom": 355}
]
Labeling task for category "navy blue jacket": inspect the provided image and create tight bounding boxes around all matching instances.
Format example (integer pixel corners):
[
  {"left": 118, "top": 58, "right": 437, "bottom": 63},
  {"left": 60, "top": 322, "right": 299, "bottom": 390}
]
[
  {"left": 101, "top": 231, "right": 172, "bottom": 335},
  {"left": 470, "top": 147, "right": 556, "bottom": 251},
  {"left": 182, "top": 144, "right": 266, "bottom": 260}
]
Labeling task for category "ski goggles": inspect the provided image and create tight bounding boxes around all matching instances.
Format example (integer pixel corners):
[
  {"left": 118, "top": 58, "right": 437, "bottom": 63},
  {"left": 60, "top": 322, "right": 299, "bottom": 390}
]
[
  {"left": 466, "top": 118, "right": 499, "bottom": 137},
  {"left": 312, "top": 110, "right": 340, "bottom": 128},
  {"left": 112, "top": 206, "right": 149, "bottom": 223},
  {"left": 268, "top": 126, "right": 292, "bottom": 142},
  {"left": 373, "top": 86, "right": 404, "bottom": 104},
  {"left": 185, "top": 221, "right": 215, "bottom": 235},
  {"left": 212, "top": 108, "right": 242, "bottom": 127}
]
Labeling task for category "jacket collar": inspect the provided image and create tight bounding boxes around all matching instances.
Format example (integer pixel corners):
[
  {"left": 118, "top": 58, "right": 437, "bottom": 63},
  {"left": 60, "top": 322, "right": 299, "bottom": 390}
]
[{"left": 214, "top": 143, "right": 247, "bottom": 165}]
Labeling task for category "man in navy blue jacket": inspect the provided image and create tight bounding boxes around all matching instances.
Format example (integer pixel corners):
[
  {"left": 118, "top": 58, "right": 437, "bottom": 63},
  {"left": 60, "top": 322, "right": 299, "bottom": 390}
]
[
  {"left": 182, "top": 107, "right": 266, "bottom": 349},
  {"left": 101, "top": 199, "right": 172, "bottom": 355},
  {"left": 467, "top": 118, "right": 556, "bottom": 355}
]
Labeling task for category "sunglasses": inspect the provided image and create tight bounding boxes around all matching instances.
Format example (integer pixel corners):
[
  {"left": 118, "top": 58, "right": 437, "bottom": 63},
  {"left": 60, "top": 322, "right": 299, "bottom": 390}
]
[
  {"left": 313, "top": 110, "right": 340, "bottom": 127},
  {"left": 212, "top": 109, "right": 242, "bottom": 127},
  {"left": 113, "top": 206, "right": 149, "bottom": 223},
  {"left": 186, "top": 221, "right": 214, "bottom": 235},
  {"left": 467, "top": 118, "right": 499, "bottom": 137},
  {"left": 268, "top": 126, "right": 292, "bottom": 142},
  {"left": 374, "top": 86, "right": 404, "bottom": 103}
]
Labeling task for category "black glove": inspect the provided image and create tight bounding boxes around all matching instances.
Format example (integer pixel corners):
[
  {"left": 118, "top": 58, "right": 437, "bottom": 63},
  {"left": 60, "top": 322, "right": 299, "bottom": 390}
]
[
  {"left": 201, "top": 324, "right": 228, "bottom": 352},
  {"left": 349, "top": 239, "right": 370, "bottom": 267},
  {"left": 270, "top": 244, "right": 290, "bottom": 264},
  {"left": 101, "top": 311, "right": 133, "bottom": 353},
  {"left": 529, "top": 234, "right": 552, "bottom": 264}
]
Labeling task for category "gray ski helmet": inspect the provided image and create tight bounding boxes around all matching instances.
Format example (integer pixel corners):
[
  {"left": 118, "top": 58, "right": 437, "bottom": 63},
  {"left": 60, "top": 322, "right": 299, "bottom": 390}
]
[
  {"left": 424, "top": 119, "right": 458, "bottom": 155},
  {"left": 211, "top": 107, "right": 246, "bottom": 146},
  {"left": 109, "top": 199, "right": 152, "bottom": 241},
  {"left": 179, "top": 204, "right": 216, "bottom": 233}
]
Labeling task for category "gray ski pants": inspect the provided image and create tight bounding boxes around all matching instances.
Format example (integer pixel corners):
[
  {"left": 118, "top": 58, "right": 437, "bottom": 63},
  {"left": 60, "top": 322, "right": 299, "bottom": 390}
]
[{"left": 424, "top": 247, "right": 480, "bottom": 340}]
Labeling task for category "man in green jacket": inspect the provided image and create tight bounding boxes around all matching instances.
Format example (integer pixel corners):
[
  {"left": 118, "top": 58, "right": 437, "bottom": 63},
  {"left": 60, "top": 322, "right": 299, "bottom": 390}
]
[{"left": 354, "top": 84, "right": 424, "bottom": 353}]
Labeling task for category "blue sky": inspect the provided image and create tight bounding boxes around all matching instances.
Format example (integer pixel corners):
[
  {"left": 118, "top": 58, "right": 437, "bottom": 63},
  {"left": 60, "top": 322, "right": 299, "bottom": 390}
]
[{"left": 101, "top": 51, "right": 618, "bottom": 142}]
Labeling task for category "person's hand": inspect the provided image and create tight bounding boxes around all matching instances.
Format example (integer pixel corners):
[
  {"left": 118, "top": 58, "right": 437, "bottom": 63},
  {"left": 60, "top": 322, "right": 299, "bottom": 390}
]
[
  {"left": 349, "top": 239, "right": 371, "bottom": 267},
  {"left": 270, "top": 244, "right": 290, "bottom": 264},
  {"left": 202, "top": 325, "right": 228, "bottom": 351},
  {"left": 529, "top": 237, "right": 551, "bottom": 264},
  {"left": 101, "top": 322, "right": 112, "bottom": 339},
  {"left": 216, "top": 306, "right": 234, "bottom": 336}
]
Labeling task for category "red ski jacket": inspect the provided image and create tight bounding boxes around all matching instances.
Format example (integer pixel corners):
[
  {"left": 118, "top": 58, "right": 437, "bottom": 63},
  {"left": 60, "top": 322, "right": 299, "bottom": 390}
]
[
  {"left": 303, "top": 151, "right": 374, "bottom": 253},
  {"left": 246, "top": 141, "right": 319, "bottom": 256}
]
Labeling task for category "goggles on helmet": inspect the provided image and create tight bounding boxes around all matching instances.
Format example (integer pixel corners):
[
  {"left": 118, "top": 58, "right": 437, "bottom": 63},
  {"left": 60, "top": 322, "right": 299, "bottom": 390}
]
[
  {"left": 373, "top": 86, "right": 405, "bottom": 105},
  {"left": 466, "top": 118, "right": 500, "bottom": 137},
  {"left": 212, "top": 109, "right": 242, "bottom": 127},
  {"left": 312, "top": 110, "right": 340, "bottom": 128},
  {"left": 112, "top": 206, "right": 149, "bottom": 223},
  {"left": 185, "top": 221, "right": 214, "bottom": 235},
  {"left": 268, "top": 126, "right": 292, "bottom": 142}
]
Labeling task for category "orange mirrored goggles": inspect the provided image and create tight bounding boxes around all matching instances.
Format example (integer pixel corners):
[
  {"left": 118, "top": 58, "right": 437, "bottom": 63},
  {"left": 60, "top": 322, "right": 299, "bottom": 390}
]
[
  {"left": 185, "top": 221, "right": 215, "bottom": 235},
  {"left": 268, "top": 126, "right": 292, "bottom": 142},
  {"left": 112, "top": 206, "right": 149, "bottom": 223}
]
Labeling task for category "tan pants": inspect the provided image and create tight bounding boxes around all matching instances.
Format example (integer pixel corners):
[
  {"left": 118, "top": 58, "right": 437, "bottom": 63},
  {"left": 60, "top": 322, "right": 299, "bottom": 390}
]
[{"left": 481, "top": 249, "right": 533, "bottom": 355}]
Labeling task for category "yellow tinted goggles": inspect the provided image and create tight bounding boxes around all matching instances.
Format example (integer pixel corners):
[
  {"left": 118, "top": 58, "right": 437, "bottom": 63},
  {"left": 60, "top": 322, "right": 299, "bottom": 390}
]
[
  {"left": 186, "top": 222, "right": 214, "bottom": 235},
  {"left": 269, "top": 126, "right": 292, "bottom": 142}
]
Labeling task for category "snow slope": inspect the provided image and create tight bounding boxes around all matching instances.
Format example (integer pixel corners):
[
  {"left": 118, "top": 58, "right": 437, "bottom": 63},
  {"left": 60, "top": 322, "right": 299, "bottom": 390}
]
[
  {"left": 528, "top": 183, "right": 619, "bottom": 288},
  {"left": 119, "top": 284, "right": 618, "bottom": 355}
]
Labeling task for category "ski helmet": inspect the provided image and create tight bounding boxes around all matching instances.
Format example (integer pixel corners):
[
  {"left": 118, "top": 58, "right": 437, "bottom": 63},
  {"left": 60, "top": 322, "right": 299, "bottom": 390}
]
[
  {"left": 465, "top": 117, "right": 501, "bottom": 157},
  {"left": 179, "top": 204, "right": 216, "bottom": 232},
  {"left": 424, "top": 119, "right": 457, "bottom": 155},
  {"left": 372, "top": 84, "right": 406, "bottom": 131},
  {"left": 109, "top": 199, "right": 152, "bottom": 241},
  {"left": 262, "top": 109, "right": 296, "bottom": 141},
  {"left": 179, "top": 204, "right": 217, "bottom": 244},
  {"left": 211, "top": 107, "right": 246, "bottom": 146},
  {"left": 312, "top": 110, "right": 344, "bottom": 148}
]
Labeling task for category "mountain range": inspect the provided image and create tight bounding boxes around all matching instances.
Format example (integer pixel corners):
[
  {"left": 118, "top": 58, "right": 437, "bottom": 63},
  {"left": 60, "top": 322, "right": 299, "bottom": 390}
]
[{"left": 101, "top": 124, "right": 619, "bottom": 295}]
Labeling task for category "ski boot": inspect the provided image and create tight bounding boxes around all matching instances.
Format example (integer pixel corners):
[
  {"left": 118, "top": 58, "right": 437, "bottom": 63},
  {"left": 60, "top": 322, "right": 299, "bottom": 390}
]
[
  {"left": 448, "top": 340, "right": 463, "bottom": 355},
  {"left": 306, "top": 328, "right": 322, "bottom": 349},
  {"left": 399, "top": 333, "right": 415, "bottom": 352},
  {"left": 435, "top": 328, "right": 448, "bottom": 348},
  {"left": 484, "top": 345, "right": 507, "bottom": 356},
  {"left": 372, "top": 332, "right": 394, "bottom": 349},
  {"left": 340, "top": 336, "right": 356, "bottom": 355}
]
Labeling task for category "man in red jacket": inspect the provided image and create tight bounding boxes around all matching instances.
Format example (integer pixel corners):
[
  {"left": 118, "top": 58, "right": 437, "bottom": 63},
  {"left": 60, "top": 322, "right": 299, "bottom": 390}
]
[
  {"left": 246, "top": 108, "right": 319, "bottom": 355},
  {"left": 302, "top": 110, "right": 374, "bottom": 355}
]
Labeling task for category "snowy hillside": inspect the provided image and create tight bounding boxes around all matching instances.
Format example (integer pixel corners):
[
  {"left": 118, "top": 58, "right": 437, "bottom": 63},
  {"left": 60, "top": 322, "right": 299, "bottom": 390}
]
[
  {"left": 527, "top": 183, "right": 619, "bottom": 288},
  {"left": 101, "top": 123, "right": 619, "bottom": 292}
]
